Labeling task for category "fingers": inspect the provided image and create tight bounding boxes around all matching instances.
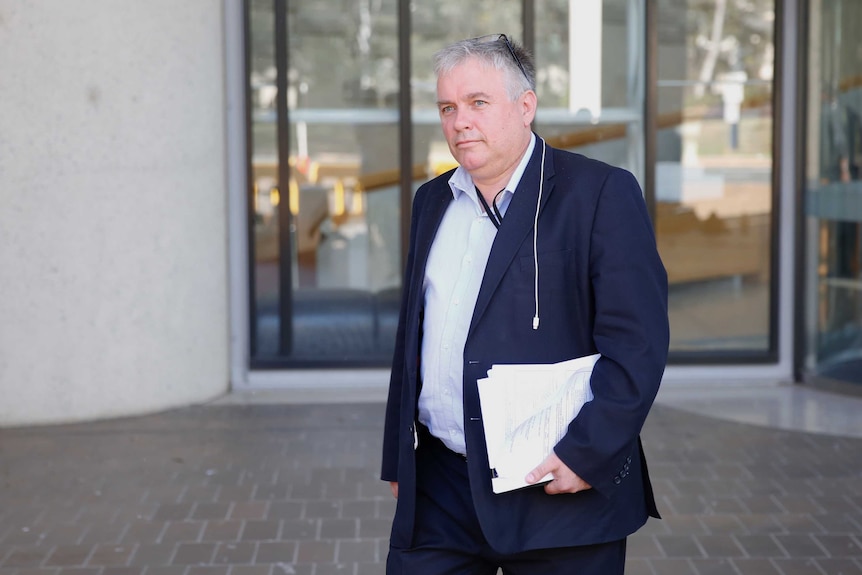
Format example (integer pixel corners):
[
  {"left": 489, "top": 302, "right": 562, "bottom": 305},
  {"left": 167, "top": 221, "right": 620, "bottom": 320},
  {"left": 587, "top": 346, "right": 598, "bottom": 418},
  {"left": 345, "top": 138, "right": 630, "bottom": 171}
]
[
  {"left": 390, "top": 481, "right": 399, "bottom": 499},
  {"left": 545, "top": 473, "right": 591, "bottom": 495},
  {"left": 525, "top": 464, "right": 548, "bottom": 485},
  {"left": 525, "top": 451, "right": 562, "bottom": 484},
  {"left": 526, "top": 452, "right": 592, "bottom": 495},
  {"left": 544, "top": 475, "right": 575, "bottom": 495},
  {"left": 543, "top": 477, "right": 568, "bottom": 495}
]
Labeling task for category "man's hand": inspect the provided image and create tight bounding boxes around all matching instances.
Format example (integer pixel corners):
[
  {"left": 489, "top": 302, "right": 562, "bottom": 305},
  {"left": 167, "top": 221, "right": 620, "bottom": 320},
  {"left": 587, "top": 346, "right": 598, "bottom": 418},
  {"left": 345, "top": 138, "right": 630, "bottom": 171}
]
[
  {"left": 525, "top": 451, "right": 591, "bottom": 495},
  {"left": 390, "top": 481, "right": 399, "bottom": 499}
]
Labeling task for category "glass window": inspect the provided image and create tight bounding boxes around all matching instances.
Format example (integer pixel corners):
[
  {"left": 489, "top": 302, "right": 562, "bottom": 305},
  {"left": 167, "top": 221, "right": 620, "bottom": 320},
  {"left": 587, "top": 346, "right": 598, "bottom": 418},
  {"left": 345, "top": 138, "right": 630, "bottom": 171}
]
[
  {"left": 248, "top": 0, "right": 401, "bottom": 364},
  {"left": 534, "top": 0, "right": 644, "bottom": 180},
  {"left": 656, "top": 0, "right": 776, "bottom": 354},
  {"left": 803, "top": 0, "right": 862, "bottom": 384},
  {"left": 244, "top": 0, "right": 789, "bottom": 369}
]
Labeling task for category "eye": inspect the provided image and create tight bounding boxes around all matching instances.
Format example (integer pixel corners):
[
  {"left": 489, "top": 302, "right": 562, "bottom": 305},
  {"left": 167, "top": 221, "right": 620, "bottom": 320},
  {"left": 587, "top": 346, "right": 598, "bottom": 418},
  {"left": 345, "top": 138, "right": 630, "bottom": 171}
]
[
  {"left": 440, "top": 105, "right": 455, "bottom": 114},
  {"left": 474, "top": 100, "right": 488, "bottom": 107}
]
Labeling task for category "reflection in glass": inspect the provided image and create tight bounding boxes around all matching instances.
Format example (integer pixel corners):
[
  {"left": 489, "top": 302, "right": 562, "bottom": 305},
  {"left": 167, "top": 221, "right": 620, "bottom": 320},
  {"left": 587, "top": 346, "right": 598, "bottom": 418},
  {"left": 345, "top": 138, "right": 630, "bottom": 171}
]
[
  {"left": 245, "top": 0, "right": 789, "bottom": 367},
  {"left": 803, "top": 0, "right": 862, "bottom": 384},
  {"left": 534, "top": 0, "right": 643, "bottom": 180},
  {"left": 656, "top": 0, "right": 775, "bottom": 353},
  {"left": 248, "top": 0, "right": 401, "bottom": 363}
]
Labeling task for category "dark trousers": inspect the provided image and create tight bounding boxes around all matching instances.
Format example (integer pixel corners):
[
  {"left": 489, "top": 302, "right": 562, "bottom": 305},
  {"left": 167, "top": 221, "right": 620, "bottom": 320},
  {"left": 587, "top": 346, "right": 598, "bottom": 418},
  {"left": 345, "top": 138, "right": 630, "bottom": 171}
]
[{"left": 387, "top": 428, "right": 627, "bottom": 575}]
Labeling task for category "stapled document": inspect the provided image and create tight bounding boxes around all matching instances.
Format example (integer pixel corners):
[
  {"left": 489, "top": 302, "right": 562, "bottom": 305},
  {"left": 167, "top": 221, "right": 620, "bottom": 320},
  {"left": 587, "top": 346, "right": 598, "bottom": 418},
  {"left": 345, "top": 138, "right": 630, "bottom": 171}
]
[{"left": 477, "top": 354, "right": 600, "bottom": 494}]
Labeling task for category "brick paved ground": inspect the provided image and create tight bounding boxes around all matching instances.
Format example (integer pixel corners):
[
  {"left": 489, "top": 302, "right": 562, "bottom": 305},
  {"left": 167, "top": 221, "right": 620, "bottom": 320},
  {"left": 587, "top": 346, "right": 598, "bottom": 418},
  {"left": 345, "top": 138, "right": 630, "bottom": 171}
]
[{"left": 1, "top": 402, "right": 861, "bottom": 575}]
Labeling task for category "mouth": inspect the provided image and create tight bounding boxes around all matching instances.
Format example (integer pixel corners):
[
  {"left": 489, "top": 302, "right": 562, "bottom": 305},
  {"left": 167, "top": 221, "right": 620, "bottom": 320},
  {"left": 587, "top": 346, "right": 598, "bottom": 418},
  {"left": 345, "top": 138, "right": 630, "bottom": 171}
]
[{"left": 455, "top": 138, "right": 482, "bottom": 148}]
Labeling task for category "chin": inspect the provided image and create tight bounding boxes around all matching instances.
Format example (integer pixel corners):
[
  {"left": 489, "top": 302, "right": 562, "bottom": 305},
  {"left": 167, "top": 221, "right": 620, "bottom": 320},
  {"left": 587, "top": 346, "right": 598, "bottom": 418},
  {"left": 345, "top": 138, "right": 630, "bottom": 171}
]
[{"left": 455, "top": 153, "right": 486, "bottom": 171}]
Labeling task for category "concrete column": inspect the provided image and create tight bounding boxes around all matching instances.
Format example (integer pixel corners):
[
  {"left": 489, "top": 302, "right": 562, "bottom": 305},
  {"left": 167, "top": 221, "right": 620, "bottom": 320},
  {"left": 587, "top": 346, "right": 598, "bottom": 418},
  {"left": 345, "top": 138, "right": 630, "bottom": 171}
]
[{"left": 0, "top": 0, "right": 230, "bottom": 425}]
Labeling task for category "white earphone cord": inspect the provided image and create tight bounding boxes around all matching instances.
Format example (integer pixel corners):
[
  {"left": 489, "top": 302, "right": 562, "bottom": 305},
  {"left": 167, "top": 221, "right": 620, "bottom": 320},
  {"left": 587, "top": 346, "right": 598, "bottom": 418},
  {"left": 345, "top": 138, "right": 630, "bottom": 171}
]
[{"left": 532, "top": 138, "right": 546, "bottom": 330}]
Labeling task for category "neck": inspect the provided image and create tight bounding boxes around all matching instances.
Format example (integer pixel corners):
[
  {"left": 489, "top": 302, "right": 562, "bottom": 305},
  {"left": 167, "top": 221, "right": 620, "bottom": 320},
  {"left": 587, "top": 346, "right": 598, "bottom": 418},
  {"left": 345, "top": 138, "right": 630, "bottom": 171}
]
[{"left": 473, "top": 135, "right": 532, "bottom": 202}]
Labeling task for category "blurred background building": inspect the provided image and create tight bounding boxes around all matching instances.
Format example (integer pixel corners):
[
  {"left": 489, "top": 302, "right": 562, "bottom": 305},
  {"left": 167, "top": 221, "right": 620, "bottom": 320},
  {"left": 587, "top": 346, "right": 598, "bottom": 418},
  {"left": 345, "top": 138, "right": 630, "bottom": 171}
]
[{"left": 2, "top": 0, "right": 861, "bottom": 426}]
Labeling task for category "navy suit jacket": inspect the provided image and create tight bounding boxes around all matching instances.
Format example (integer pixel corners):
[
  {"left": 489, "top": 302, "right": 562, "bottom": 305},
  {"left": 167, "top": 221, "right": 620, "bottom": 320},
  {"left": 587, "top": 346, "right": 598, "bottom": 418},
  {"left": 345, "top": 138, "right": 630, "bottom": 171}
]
[{"left": 381, "top": 138, "right": 669, "bottom": 554}]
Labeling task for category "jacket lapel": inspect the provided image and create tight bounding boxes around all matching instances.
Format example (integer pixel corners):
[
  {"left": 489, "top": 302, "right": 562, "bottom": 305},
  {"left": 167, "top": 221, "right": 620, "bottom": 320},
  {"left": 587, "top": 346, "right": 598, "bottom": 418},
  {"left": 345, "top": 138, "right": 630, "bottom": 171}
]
[
  {"left": 411, "top": 181, "right": 453, "bottom": 296},
  {"left": 468, "top": 139, "right": 556, "bottom": 336}
]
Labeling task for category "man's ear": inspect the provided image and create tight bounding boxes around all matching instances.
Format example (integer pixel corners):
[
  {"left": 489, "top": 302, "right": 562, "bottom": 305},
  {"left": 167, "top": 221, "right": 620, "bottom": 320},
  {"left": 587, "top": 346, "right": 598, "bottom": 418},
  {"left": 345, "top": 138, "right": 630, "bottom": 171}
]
[{"left": 521, "top": 90, "right": 538, "bottom": 126}]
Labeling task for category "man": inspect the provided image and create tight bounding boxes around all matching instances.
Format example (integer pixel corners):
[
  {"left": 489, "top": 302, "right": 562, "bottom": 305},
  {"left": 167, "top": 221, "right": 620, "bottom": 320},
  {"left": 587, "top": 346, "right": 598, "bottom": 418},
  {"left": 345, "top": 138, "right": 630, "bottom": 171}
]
[
  {"left": 381, "top": 34, "right": 669, "bottom": 574},
  {"left": 819, "top": 90, "right": 862, "bottom": 343},
  {"left": 820, "top": 91, "right": 855, "bottom": 184}
]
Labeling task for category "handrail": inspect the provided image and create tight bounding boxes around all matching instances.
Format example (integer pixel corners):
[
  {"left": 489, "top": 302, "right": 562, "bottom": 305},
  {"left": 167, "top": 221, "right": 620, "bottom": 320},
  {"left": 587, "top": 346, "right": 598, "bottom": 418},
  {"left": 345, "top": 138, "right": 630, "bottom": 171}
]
[
  {"left": 255, "top": 91, "right": 785, "bottom": 194},
  {"left": 255, "top": 75, "right": 862, "bottom": 194}
]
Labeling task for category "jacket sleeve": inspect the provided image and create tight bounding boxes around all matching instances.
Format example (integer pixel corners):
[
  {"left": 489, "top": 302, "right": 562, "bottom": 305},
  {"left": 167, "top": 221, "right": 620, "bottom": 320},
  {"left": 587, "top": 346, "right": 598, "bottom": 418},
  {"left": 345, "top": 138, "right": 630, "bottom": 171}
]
[{"left": 553, "top": 167, "right": 669, "bottom": 497}]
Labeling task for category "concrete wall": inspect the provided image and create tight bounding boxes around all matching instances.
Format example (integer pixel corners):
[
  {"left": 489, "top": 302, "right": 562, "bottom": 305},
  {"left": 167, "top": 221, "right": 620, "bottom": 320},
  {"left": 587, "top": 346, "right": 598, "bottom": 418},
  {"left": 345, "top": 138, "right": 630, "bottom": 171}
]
[{"left": 0, "top": 1, "right": 230, "bottom": 426}]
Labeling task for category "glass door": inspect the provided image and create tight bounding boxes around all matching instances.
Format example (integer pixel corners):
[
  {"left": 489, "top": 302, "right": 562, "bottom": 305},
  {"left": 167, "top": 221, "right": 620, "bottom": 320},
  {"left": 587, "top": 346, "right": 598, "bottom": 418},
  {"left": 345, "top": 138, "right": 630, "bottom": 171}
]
[
  {"left": 247, "top": 0, "right": 402, "bottom": 365},
  {"left": 803, "top": 0, "right": 862, "bottom": 384},
  {"left": 655, "top": 0, "right": 777, "bottom": 358}
]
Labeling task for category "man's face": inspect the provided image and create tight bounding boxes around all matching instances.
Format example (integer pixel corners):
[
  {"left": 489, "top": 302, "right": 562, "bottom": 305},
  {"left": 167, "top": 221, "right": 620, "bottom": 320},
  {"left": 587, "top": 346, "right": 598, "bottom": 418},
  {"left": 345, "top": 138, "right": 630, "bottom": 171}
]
[{"left": 436, "top": 57, "right": 536, "bottom": 184}]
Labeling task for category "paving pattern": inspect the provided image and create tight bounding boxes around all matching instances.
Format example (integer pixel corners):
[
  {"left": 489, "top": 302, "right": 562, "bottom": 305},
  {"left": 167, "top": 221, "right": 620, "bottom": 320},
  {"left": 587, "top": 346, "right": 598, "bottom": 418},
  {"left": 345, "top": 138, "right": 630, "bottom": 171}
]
[{"left": 1, "top": 402, "right": 861, "bottom": 575}]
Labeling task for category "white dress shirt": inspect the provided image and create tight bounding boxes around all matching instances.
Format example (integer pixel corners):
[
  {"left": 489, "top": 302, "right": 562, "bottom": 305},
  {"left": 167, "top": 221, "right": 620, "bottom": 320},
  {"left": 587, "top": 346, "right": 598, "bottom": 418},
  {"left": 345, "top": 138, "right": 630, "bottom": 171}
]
[{"left": 418, "top": 134, "right": 536, "bottom": 455}]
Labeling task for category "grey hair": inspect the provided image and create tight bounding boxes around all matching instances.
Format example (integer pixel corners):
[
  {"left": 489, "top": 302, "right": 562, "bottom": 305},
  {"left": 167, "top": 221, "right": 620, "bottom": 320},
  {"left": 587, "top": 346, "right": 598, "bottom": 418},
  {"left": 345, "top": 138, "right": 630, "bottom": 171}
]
[{"left": 433, "top": 35, "right": 536, "bottom": 100}]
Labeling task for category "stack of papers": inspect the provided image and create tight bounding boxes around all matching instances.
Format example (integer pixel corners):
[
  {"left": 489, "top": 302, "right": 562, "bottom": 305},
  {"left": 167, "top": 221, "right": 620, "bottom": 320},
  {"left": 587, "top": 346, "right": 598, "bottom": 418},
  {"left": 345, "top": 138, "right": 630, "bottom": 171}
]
[{"left": 477, "top": 354, "right": 600, "bottom": 493}]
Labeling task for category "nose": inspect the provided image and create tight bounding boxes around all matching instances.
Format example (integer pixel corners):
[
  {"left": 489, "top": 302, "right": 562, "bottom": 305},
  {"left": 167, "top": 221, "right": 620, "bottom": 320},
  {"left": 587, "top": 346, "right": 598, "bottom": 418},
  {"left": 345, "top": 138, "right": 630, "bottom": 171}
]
[{"left": 453, "top": 107, "right": 472, "bottom": 131}]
